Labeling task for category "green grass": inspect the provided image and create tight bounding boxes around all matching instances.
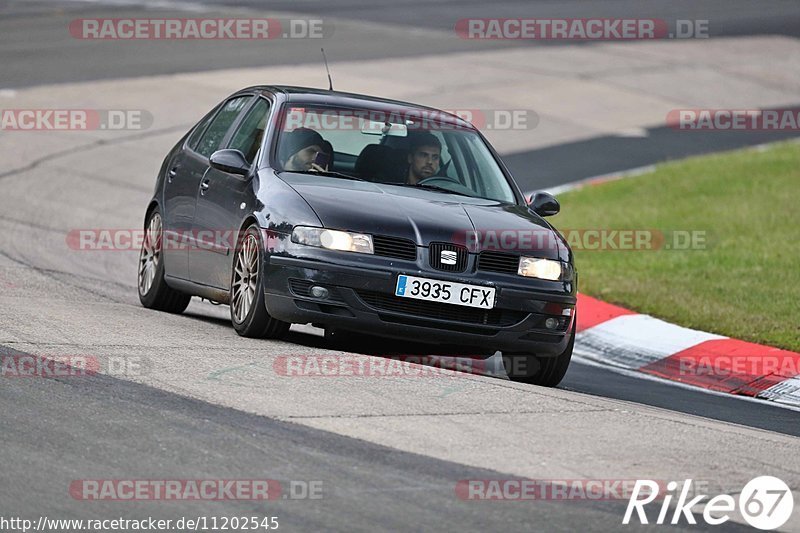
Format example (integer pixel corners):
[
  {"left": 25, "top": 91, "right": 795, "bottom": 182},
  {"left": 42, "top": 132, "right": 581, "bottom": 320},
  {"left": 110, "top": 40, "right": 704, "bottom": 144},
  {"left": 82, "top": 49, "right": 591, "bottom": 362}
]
[{"left": 552, "top": 141, "right": 800, "bottom": 352}]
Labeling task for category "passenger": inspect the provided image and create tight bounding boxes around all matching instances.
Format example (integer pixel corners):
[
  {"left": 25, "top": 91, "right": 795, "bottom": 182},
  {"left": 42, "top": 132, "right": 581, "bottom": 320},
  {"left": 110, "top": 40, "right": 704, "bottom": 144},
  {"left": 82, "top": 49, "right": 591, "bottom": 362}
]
[
  {"left": 406, "top": 132, "right": 441, "bottom": 185},
  {"left": 279, "top": 128, "right": 328, "bottom": 172}
]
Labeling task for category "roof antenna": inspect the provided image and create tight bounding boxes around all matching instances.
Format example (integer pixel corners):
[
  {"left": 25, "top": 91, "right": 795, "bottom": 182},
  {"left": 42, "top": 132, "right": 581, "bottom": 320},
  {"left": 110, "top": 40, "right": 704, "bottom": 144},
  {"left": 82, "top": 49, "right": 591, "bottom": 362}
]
[{"left": 321, "top": 48, "right": 334, "bottom": 91}]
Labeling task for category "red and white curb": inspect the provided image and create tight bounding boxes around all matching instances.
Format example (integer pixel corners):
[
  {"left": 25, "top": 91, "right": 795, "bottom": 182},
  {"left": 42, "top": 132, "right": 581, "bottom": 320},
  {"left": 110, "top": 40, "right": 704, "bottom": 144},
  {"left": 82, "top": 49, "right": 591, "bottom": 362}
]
[{"left": 575, "top": 294, "right": 800, "bottom": 408}]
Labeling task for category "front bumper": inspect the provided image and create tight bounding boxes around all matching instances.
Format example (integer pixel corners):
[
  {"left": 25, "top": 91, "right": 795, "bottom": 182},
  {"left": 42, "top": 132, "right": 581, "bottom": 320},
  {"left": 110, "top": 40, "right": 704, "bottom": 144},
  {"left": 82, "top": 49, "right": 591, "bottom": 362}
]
[{"left": 263, "top": 251, "right": 576, "bottom": 356}]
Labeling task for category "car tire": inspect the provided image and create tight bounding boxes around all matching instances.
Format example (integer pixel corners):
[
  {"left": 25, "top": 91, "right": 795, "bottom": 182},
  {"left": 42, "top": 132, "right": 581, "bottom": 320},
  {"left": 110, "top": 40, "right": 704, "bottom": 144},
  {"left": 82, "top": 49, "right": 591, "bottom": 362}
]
[
  {"left": 502, "top": 319, "right": 576, "bottom": 387},
  {"left": 230, "top": 224, "right": 290, "bottom": 339},
  {"left": 138, "top": 208, "right": 191, "bottom": 314}
]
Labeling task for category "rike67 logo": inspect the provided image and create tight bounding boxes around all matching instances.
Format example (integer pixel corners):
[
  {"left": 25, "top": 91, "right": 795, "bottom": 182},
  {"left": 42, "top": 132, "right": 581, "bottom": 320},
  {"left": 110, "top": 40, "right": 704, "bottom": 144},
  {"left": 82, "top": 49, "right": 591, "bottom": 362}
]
[{"left": 624, "top": 477, "right": 794, "bottom": 530}]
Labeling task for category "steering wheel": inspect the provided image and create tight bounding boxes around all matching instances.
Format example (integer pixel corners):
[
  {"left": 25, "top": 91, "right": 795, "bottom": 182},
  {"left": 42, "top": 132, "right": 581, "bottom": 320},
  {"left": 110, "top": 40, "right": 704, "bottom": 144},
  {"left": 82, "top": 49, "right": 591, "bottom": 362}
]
[
  {"left": 417, "top": 176, "right": 461, "bottom": 186},
  {"left": 416, "top": 176, "right": 477, "bottom": 197}
]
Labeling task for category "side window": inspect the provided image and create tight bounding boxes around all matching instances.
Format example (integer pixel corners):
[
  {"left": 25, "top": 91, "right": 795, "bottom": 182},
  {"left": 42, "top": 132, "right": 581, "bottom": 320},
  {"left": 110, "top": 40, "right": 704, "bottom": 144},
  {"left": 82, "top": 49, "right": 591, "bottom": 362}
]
[
  {"left": 195, "top": 96, "right": 250, "bottom": 158},
  {"left": 187, "top": 105, "right": 220, "bottom": 152},
  {"left": 227, "top": 98, "right": 271, "bottom": 164},
  {"left": 441, "top": 134, "right": 479, "bottom": 195}
]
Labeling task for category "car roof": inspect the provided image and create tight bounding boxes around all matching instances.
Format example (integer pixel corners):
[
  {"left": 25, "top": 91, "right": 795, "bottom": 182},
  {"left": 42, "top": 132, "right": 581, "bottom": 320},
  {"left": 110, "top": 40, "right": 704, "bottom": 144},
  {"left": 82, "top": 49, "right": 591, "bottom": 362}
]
[{"left": 236, "top": 85, "right": 475, "bottom": 130}]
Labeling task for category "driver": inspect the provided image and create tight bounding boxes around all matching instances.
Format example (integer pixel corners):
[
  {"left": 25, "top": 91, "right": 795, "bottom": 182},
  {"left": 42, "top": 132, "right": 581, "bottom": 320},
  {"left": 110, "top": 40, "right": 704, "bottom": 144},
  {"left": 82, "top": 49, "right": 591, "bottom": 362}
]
[
  {"left": 406, "top": 132, "right": 441, "bottom": 185},
  {"left": 280, "top": 127, "right": 327, "bottom": 172}
]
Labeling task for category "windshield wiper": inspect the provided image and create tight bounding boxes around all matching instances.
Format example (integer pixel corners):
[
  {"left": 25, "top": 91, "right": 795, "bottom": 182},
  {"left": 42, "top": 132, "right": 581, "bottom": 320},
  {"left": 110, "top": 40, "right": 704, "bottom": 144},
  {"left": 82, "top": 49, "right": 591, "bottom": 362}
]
[
  {"left": 387, "top": 182, "right": 475, "bottom": 198},
  {"left": 279, "top": 170, "right": 366, "bottom": 182}
]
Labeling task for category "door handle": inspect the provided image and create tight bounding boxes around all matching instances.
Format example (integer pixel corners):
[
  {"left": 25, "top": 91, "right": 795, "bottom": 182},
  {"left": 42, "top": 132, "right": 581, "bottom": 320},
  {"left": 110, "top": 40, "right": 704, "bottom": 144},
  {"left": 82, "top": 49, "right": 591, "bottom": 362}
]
[
  {"left": 167, "top": 167, "right": 178, "bottom": 183},
  {"left": 200, "top": 179, "right": 210, "bottom": 195}
]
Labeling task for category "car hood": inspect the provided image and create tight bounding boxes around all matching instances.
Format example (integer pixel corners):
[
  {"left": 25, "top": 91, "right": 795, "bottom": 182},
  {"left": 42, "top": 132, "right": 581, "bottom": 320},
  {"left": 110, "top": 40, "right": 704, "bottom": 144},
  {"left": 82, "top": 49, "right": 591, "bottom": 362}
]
[{"left": 279, "top": 173, "right": 569, "bottom": 261}]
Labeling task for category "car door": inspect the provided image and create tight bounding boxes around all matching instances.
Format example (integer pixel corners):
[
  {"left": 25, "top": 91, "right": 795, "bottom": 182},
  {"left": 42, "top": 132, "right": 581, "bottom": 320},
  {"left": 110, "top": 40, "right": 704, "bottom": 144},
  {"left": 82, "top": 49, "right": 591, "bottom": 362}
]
[
  {"left": 161, "top": 96, "right": 251, "bottom": 280},
  {"left": 190, "top": 96, "right": 272, "bottom": 289},
  {"left": 161, "top": 104, "right": 218, "bottom": 280}
]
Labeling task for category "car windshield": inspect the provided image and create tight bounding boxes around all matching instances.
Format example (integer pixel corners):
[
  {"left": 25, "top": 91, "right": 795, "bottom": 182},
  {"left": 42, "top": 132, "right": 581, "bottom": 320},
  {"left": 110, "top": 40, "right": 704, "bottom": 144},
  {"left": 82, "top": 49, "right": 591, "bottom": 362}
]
[{"left": 274, "top": 104, "right": 517, "bottom": 203}]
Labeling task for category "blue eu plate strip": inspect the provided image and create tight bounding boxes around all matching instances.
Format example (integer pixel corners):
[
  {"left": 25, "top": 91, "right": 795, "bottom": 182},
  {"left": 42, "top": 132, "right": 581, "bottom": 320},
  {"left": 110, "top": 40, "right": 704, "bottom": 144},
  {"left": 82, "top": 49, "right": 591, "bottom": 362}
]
[{"left": 395, "top": 275, "right": 408, "bottom": 296}]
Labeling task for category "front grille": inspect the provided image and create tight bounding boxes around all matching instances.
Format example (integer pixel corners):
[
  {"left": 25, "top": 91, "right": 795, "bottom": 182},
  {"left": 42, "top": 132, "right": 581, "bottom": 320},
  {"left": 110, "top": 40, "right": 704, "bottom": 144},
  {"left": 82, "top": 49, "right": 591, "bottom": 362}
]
[
  {"left": 356, "top": 290, "right": 527, "bottom": 327},
  {"left": 477, "top": 251, "right": 520, "bottom": 274},
  {"left": 429, "top": 242, "right": 468, "bottom": 272},
  {"left": 373, "top": 235, "right": 417, "bottom": 261}
]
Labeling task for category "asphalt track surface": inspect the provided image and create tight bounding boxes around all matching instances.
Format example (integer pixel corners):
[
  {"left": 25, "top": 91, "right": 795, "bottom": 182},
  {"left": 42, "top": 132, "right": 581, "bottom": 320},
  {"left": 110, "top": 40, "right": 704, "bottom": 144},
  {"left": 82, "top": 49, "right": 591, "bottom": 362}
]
[
  {"left": 1, "top": 1, "right": 799, "bottom": 531},
  {"left": 2, "top": 0, "right": 799, "bottom": 187}
]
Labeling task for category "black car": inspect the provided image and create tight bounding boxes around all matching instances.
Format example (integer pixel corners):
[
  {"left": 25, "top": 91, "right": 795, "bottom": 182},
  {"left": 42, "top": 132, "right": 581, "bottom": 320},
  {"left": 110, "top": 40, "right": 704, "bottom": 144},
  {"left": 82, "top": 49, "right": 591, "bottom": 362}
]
[{"left": 138, "top": 86, "right": 577, "bottom": 386}]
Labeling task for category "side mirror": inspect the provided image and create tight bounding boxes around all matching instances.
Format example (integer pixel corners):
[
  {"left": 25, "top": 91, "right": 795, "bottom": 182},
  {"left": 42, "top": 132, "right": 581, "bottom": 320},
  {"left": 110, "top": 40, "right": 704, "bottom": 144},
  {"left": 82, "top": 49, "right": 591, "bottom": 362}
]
[
  {"left": 527, "top": 191, "right": 560, "bottom": 217},
  {"left": 209, "top": 149, "right": 250, "bottom": 176}
]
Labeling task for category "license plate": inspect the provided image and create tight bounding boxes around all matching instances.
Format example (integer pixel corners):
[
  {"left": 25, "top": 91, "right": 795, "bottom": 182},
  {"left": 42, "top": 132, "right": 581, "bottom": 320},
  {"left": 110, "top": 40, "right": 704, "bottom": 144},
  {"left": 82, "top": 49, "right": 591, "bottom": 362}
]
[{"left": 395, "top": 275, "right": 495, "bottom": 309}]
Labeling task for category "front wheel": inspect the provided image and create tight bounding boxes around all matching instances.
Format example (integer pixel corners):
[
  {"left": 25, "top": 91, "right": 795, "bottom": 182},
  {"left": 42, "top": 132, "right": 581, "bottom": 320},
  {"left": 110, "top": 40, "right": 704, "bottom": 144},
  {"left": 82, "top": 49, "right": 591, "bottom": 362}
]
[
  {"left": 502, "top": 320, "right": 575, "bottom": 387},
  {"left": 230, "top": 225, "right": 290, "bottom": 339},
  {"left": 138, "top": 208, "right": 191, "bottom": 314}
]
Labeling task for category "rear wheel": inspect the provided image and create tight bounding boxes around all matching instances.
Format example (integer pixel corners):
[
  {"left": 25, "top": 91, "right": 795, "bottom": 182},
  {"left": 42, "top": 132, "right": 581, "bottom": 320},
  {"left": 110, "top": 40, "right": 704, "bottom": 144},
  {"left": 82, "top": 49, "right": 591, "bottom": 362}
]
[
  {"left": 230, "top": 225, "right": 290, "bottom": 339},
  {"left": 138, "top": 208, "right": 191, "bottom": 313},
  {"left": 503, "top": 320, "right": 575, "bottom": 387}
]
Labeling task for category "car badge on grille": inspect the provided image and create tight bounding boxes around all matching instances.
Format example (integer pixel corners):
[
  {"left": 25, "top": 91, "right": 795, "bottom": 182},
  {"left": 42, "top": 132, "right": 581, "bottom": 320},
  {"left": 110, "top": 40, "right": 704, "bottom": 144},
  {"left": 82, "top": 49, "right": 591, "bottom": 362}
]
[{"left": 440, "top": 250, "right": 458, "bottom": 265}]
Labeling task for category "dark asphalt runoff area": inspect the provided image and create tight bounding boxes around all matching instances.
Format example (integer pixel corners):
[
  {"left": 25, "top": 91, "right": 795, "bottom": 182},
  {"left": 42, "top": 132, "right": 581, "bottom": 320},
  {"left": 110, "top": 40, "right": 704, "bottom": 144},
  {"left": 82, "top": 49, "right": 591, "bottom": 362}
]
[
  {"left": 0, "top": 345, "right": 758, "bottom": 533},
  {"left": 2, "top": 0, "right": 799, "bottom": 188},
  {"left": 4, "top": 0, "right": 800, "bottom": 87}
]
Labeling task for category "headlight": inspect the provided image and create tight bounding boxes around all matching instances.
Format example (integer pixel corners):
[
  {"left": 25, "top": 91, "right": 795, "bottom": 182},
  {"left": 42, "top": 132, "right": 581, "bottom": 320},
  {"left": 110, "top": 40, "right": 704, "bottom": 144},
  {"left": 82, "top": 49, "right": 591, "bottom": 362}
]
[
  {"left": 291, "top": 227, "right": 374, "bottom": 254},
  {"left": 518, "top": 256, "right": 563, "bottom": 280}
]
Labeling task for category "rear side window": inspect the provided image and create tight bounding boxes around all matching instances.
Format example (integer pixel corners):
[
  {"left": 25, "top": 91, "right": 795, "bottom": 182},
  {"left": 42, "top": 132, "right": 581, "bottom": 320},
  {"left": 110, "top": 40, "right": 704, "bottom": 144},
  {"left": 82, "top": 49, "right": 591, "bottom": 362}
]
[
  {"left": 187, "top": 105, "right": 220, "bottom": 152},
  {"left": 195, "top": 96, "right": 251, "bottom": 158}
]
